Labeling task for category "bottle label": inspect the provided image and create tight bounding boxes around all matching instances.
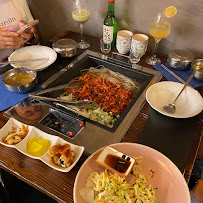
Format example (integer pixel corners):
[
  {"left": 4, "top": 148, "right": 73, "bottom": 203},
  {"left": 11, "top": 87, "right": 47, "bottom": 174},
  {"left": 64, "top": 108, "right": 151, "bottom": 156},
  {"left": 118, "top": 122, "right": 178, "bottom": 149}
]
[{"left": 103, "top": 25, "right": 114, "bottom": 43}]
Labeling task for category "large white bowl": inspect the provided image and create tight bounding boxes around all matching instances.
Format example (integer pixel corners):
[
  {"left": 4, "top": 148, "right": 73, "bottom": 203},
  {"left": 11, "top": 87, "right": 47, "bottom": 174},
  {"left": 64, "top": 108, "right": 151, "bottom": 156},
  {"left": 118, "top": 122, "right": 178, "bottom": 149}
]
[
  {"left": 9, "top": 45, "right": 57, "bottom": 71},
  {"left": 146, "top": 81, "right": 203, "bottom": 118},
  {"left": 74, "top": 143, "right": 191, "bottom": 203}
]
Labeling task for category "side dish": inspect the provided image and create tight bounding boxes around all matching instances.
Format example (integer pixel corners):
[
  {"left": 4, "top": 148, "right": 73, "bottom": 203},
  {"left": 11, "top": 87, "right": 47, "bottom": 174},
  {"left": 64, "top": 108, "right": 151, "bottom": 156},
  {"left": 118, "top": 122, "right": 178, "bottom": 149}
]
[
  {"left": 27, "top": 137, "right": 50, "bottom": 157},
  {"left": 49, "top": 144, "right": 75, "bottom": 168},
  {"left": 2, "top": 124, "right": 29, "bottom": 145}
]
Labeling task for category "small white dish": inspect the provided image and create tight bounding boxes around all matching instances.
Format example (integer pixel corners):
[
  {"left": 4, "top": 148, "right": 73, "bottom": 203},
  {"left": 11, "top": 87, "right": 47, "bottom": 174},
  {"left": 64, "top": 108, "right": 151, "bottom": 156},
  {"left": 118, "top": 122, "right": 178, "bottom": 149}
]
[
  {"left": 9, "top": 45, "right": 57, "bottom": 71},
  {"left": 41, "top": 137, "right": 84, "bottom": 172},
  {"left": 0, "top": 117, "right": 32, "bottom": 148},
  {"left": 96, "top": 146, "right": 135, "bottom": 177},
  {"left": 146, "top": 81, "right": 203, "bottom": 118},
  {"left": 0, "top": 118, "right": 84, "bottom": 172},
  {"left": 15, "top": 127, "right": 58, "bottom": 159}
]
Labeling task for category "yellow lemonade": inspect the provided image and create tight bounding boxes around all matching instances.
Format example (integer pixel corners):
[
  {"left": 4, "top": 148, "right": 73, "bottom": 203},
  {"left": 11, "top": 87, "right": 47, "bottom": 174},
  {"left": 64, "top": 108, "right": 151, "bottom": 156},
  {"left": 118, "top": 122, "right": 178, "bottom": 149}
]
[
  {"left": 149, "top": 21, "right": 171, "bottom": 40},
  {"left": 72, "top": 9, "right": 90, "bottom": 23}
]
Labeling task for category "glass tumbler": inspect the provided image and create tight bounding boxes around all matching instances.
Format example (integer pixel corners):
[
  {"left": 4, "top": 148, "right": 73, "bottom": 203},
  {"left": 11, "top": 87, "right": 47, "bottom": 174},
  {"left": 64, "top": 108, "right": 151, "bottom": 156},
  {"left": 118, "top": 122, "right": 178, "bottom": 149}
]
[{"left": 100, "top": 39, "right": 111, "bottom": 54}]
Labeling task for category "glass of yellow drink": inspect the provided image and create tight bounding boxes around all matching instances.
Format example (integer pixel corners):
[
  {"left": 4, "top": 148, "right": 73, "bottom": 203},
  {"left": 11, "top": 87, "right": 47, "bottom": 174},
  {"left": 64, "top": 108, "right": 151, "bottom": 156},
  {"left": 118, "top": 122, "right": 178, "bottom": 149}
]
[
  {"left": 72, "top": 0, "right": 91, "bottom": 49},
  {"left": 146, "top": 12, "right": 171, "bottom": 65}
]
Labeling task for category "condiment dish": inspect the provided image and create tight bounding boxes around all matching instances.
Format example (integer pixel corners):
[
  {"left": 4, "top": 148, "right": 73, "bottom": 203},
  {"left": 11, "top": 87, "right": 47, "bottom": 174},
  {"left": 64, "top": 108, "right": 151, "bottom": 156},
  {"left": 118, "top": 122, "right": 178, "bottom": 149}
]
[
  {"left": 96, "top": 145, "right": 135, "bottom": 177},
  {"left": 191, "top": 59, "right": 203, "bottom": 81},
  {"left": 2, "top": 67, "right": 37, "bottom": 93}
]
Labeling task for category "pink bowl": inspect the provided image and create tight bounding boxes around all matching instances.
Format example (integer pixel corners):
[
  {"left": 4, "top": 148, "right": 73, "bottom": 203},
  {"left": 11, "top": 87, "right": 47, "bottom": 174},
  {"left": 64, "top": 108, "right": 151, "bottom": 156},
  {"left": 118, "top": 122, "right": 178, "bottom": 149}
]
[{"left": 74, "top": 143, "right": 190, "bottom": 203}]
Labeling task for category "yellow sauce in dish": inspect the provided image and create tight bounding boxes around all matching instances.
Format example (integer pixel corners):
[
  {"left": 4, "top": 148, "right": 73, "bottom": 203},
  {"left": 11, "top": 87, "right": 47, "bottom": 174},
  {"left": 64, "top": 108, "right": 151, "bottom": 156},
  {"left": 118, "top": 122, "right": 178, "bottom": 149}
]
[
  {"left": 5, "top": 73, "right": 34, "bottom": 86},
  {"left": 194, "top": 65, "right": 203, "bottom": 73}
]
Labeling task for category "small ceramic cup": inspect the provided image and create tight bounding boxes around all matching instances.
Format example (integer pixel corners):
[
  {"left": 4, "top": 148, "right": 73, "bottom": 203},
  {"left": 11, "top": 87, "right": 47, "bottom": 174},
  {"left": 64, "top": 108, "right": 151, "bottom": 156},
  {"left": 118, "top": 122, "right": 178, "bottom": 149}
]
[
  {"left": 116, "top": 30, "right": 133, "bottom": 54},
  {"left": 129, "top": 34, "right": 149, "bottom": 63}
]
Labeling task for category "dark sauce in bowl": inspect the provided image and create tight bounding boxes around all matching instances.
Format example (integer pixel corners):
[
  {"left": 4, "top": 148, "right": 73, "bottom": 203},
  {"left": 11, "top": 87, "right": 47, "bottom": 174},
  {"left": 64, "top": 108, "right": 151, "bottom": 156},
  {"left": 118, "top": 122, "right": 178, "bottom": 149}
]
[{"left": 104, "top": 154, "right": 131, "bottom": 173}]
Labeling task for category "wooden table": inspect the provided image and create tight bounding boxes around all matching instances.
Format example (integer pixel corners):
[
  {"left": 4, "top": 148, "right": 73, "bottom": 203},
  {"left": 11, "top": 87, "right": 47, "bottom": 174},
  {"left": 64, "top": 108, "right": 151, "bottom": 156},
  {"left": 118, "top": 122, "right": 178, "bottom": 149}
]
[{"left": 0, "top": 31, "right": 202, "bottom": 202}]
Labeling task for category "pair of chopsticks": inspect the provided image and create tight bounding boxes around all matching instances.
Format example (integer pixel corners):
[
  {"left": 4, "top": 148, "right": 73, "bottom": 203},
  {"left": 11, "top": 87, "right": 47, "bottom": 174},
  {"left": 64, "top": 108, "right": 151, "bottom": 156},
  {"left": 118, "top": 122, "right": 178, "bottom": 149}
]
[
  {"left": 160, "top": 64, "right": 191, "bottom": 87},
  {"left": 0, "top": 58, "right": 49, "bottom": 65}
]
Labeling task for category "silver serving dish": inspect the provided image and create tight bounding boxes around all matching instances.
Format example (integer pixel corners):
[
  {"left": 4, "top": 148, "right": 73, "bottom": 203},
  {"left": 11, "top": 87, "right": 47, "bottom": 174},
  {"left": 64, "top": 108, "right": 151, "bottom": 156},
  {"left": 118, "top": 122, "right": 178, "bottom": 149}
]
[
  {"left": 2, "top": 67, "right": 37, "bottom": 93},
  {"left": 52, "top": 38, "right": 77, "bottom": 58},
  {"left": 191, "top": 59, "right": 203, "bottom": 81},
  {"left": 167, "top": 49, "right": 194, "bottom": 70}
]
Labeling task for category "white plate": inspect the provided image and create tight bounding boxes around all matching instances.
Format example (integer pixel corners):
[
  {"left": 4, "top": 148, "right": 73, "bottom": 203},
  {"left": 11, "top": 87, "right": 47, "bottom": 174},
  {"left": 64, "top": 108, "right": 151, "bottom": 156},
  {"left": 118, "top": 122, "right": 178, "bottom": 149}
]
[
  {"left": 146, "top": 81, "right": 203, "bottom": 118},
  {"left": 9, "top": 45, "right": 57, "bottom": 71},
  {"left": 0, "top": 118, "right": 84, "bottom": 172},
  {"left": 74, "top": 143, "right": 191, "bottom": 203}
]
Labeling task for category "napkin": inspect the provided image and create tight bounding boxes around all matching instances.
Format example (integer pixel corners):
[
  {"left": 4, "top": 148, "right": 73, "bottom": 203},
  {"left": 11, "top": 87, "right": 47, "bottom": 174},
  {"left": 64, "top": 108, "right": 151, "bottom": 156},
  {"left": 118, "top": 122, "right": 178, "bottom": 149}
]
[
  {"left": 153, "top": 63, "right": 203, "bottom": 88},
  {"left": 0, "top": 74, "right": 42, "bottom": 111}
]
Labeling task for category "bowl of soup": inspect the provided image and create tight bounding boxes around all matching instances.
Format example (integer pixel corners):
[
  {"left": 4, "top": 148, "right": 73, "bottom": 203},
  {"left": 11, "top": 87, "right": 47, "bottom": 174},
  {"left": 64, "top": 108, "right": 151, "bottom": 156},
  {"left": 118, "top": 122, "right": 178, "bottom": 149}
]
[
  {"left": 2, "top": 67, "right": 37, "bottom": 93},
  {"left": 191, "top": 59, "right": 203, "bottom": 81}
]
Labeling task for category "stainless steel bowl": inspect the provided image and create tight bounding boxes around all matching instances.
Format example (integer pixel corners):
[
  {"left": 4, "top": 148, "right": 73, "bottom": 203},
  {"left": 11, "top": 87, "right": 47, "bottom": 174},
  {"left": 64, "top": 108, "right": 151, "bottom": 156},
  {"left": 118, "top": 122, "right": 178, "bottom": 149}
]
[
  {"left": 191, "top": 59, "right": 203, "bottom": 81},
  {"left": 52, "top": 38, "right": 77, "bottom": 58},
  {"left": 167, "top": 49, "right": 194, "bottom": 70},
  {"left": 2, "top": 67, "right": 37, "bottom": 93}
]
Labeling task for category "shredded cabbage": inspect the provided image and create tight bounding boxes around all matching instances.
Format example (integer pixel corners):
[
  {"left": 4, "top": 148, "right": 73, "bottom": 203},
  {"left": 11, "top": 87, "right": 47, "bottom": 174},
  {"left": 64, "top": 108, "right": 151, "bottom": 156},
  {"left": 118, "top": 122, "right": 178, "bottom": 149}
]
[{"left": 91, "top": 159, "right": 159, "bottom": 203}]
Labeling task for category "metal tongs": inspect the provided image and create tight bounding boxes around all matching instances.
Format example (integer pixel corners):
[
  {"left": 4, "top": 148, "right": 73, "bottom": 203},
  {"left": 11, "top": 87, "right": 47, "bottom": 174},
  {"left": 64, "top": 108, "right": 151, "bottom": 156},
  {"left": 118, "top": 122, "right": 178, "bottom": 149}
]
[{"left": 29, "top": 80, "right": 98, "bottom": 110}]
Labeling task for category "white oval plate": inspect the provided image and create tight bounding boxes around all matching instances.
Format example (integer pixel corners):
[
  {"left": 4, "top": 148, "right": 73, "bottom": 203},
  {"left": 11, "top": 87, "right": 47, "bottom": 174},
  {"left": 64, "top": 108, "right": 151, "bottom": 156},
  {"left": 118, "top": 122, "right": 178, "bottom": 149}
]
[
  {"left": 73, "top": 143, "right": 190, "bottom": 203},
  {"left": 146, "top": 81, "right": 203, "bottom": 118},
  {"left": 9, "top": 45, "right": 57, "bottom": 71},
  {"left": 0, "top": 118, "right": 84, "bottom": 172}
]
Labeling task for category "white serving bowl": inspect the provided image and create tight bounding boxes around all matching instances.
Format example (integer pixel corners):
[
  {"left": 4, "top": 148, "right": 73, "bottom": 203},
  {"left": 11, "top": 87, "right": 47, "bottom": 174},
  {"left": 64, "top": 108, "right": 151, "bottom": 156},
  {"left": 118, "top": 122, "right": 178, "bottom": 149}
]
[{"left": 146, "top": 81, "right": 203, "bottom": 118}]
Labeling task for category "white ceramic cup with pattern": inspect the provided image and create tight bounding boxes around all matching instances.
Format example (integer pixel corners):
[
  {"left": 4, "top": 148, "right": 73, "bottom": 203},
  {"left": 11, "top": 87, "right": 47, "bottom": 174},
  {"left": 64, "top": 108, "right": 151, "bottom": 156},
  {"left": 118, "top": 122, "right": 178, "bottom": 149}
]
[
  {"left": 116, "top": 30, "right": 133, "bottom": 54},
  {"left": 129, "top": 34, "right": 149, "bottom": 63}
]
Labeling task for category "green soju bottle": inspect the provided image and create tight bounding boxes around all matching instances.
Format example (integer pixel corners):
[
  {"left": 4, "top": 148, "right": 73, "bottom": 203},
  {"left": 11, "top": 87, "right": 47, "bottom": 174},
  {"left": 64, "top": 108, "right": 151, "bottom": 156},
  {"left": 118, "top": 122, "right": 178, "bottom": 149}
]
[{"left": 103, "top": 0, "right": 118, "bottom": 48}]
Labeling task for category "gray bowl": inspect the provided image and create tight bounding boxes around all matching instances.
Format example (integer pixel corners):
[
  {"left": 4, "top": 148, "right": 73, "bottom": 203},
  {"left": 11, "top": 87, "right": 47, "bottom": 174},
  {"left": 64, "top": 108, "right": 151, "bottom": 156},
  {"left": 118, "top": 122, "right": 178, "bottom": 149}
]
[
  {"left": 52, "top": 38, "right": 77, "bottom": 58},
  {"left": 167, "top": 49, "right": 194, "bottom": 70},
  {"left": 191, "top": 59, "right": 203, "bottom": 81},
  {"left": 2, "top": 67, "right": 37, "bottom": 93}
]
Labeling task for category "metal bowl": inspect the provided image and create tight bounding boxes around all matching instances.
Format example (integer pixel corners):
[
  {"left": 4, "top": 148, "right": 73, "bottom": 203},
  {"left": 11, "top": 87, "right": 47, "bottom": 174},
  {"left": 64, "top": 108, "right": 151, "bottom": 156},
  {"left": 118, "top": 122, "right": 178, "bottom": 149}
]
[
  {"left": 191, "top": 59, "right": 203, "bottom": 81},
  {"left": 167, "top": 49, "right": 194, "bottom": 70},
  {"left": 2, "top": 67, "right": 37, "bottom": 93},
  {"left": 52, "top": 38, "right": 77, "bottom": 58}
]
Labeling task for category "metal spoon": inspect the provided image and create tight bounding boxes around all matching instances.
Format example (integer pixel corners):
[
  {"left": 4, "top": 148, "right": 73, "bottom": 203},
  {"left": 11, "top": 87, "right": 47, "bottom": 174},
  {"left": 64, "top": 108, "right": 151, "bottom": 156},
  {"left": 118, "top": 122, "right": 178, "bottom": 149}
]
[{"left": 163, "top": 72, "right": 194, "bottom": 114}]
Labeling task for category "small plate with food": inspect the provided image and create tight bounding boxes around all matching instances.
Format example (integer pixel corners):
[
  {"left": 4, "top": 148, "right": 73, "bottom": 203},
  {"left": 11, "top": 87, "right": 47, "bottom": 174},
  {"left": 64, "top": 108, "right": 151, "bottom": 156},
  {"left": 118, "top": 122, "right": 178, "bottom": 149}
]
[
  {"left": 74, "top": 143, "right": 190, "bottom": 203},
  {"left": 0, "top": 117, "right": 31, "bottom": 147},
  {"left": 15, "top": 127, "right": 57, "bottom": 159},
  {"left": 40, "top": 137, "right": 84, "bottom": 172}
]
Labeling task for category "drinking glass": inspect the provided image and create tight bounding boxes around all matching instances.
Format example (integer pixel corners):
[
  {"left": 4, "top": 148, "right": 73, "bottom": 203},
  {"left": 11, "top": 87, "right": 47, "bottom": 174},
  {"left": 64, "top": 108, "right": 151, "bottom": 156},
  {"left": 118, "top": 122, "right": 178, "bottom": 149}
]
[
  {"left": 72, "top": 0, "right": 90, "bottom": 49},
  {"left": 145, "top": 12, "right": 171, "bottom": 65},
  {"left": 100, "top": 39, "right": 111, "bottom": 54}
]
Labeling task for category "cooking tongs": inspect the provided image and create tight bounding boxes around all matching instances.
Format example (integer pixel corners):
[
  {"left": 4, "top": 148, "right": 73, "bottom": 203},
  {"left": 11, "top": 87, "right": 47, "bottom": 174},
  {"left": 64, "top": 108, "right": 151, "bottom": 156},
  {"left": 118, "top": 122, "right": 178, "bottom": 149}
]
[{"left": 29, "top": 81, "right": 98, "bottom": 110}]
